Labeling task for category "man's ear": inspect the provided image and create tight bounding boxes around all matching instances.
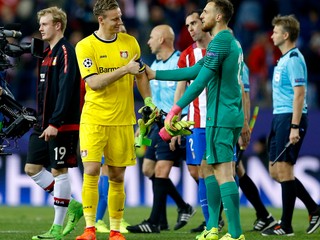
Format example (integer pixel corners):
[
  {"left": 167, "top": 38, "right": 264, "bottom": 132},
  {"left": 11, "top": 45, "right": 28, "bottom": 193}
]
[
  {"left": 97, "top": 16, "right": 104, "bottom": 24},
  {"left": 283, "top": 31, "right": 289, "bottom": 40},
  {"left": 55, "top": 21, "right": 62, "bottom": 31}
]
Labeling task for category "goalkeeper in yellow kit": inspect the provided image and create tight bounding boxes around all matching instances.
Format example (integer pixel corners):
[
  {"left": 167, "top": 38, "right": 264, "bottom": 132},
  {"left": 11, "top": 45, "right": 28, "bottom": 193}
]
[{"left": 74, "top": 1, "right": 158, "bottom": 240}]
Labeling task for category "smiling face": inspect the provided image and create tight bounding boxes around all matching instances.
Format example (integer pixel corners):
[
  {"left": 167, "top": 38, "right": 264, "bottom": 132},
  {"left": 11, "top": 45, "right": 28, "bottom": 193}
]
[{"left": 99, "top": 7, "right": 123, "bottom": 35}]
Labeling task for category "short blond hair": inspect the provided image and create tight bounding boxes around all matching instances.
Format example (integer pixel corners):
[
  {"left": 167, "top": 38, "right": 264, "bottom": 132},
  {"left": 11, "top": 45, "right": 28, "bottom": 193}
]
[
  {"left": 37, "top": 6, "right": 67, "bottom": 33},
  {"left": 93, "top": 0, "right": 119, "bottom": 17}
]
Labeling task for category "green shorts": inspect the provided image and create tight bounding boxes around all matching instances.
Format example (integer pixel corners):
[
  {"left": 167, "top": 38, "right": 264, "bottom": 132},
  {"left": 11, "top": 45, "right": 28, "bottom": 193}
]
[{"left": 206, "top": 126, "right": 242, "bottom": 164}]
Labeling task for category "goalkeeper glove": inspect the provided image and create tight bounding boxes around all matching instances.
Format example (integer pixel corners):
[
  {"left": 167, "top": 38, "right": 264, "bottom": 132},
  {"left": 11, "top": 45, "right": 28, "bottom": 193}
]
[
  {"left": 159, "top": 115, "right": 194, "bottom": 142},
  {"left": 135, "top": 118, "right": 152, "bottom": 147},
  {"left": 143, "top": 97, "right": 159, "bottom": 125},
  {"left": 163, "top": 104, "right": 181, "bottom": 129},
  {"left": 135, "top": 97, "right": 158, "bottom": 147}
]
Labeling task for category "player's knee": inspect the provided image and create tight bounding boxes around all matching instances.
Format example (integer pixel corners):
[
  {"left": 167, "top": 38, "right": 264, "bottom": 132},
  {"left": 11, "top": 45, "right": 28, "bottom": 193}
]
[
  {"left": 51, "top": 168, "right": 68, "bottom": 177},
  {"left": 237, "top": 166, "right": 245, "bottom": 178},
  {"left": 142, "top": 167, "right": 154, "bottom": 178},
  {"left": 269, "top": 171, "right": 279, "bottom": 182},
  {"left": 142, "top": 159, "right": 155, "bottom": 177},
  {"left": 188, "top": 166, "right": 199, "bottom": 181},
  {"left": 24, "top": 164, "right": 42, "bottom": 177}
]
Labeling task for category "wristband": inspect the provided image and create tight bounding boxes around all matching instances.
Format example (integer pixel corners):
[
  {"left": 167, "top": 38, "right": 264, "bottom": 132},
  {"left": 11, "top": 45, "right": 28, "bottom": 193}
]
[
  {"left": 290, "top": 124, "right": 299, "bottom": 129},
  {"left": 171, "top": 104, "right": 182, "bottom": 115}
]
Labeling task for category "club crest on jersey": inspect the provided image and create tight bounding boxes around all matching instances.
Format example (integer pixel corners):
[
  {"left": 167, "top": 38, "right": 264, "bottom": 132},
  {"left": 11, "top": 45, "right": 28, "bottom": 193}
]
[
  {"left": 120, "top": 51, "right": 128, "bottom": 59},
  {"left": 52, "top": 57, "right": 57, "bottom": 66},
  {"left": 83, "top": 58, "right": 93, "bottom": 68},
  {"left": 80, "top": 150, "right": 88, "bottom": 157}
]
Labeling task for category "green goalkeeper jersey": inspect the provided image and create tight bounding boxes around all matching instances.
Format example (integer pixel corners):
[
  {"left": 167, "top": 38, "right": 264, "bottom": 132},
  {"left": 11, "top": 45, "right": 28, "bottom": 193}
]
[
  {"left": 203, "top": 30, "right": 244, "bottom": 128},
  {"left": 156, "top": 30, "right": 244, "bottom": 128}
]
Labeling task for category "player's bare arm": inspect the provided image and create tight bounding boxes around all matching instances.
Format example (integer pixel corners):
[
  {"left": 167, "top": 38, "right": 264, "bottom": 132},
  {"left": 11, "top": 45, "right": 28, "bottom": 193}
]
[
  {"left": 169, "top": 81, "right": 187, "bottom": 151},
  {"left": 145, "top": 64, "right": 156, "bottom": 80},
  {"left": 290, "top": 85, "right": 305, "bottom": 145},
  {"left": 239, "top": 83, "right": 251, "bottom": 148},
  {"left": 135, "top": 70, "right": 152, "bottom": 99},
  {"left": 85, "top": 54, "right": 140, "bottom": 90}
]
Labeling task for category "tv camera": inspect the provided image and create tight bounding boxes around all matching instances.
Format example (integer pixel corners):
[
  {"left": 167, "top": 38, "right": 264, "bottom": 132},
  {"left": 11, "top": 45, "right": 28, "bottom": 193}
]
[{"left": 0, "top": 24, "right": 44, "bottom": 155}]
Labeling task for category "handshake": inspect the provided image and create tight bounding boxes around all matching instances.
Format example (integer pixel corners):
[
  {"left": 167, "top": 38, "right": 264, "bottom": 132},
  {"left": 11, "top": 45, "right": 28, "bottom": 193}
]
[{"left": 159, "top": 115, "right": 194, "bottom": 142}]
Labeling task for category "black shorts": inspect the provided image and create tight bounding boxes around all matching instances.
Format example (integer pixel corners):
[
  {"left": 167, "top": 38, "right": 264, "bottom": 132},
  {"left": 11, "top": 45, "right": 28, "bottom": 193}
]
[
  {"left": 268, "top": 113, "right": 307, "bottom": 164},
  {"left": 26, "top": 130, "right": 79, "bottom": 169},
  {"left": 144, "top": 123, "right": 186, "bottom": 166}
]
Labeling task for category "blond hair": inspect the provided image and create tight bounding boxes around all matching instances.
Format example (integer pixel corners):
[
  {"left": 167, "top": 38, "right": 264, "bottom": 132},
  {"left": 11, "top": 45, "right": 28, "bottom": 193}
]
[
  {"left": 93, "top": 0, "right": 119, "bottom": 17},
  {"left": 37, "top": 6, "right": 67, "bottom": 33}
]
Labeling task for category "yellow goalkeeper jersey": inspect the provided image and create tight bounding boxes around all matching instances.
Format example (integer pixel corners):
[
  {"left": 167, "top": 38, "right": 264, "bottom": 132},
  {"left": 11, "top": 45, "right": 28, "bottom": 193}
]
[{"left": 76, "top": 32, "right": 144, "bottom": 125}]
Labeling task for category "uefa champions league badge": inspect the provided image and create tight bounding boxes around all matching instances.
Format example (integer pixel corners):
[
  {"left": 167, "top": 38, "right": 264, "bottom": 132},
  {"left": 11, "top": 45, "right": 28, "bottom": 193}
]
[
  {"left": 83, "top": 58, "right": 93, "bottom": 68},
  {"left": 120, "top": 51, "right": 128, "bottom": 59}
]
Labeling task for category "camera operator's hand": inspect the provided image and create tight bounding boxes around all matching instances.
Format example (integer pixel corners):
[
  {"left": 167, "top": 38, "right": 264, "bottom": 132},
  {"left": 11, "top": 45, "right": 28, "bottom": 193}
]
[{"left": 39, "top": 125, "right": 58, "bottom": 141}]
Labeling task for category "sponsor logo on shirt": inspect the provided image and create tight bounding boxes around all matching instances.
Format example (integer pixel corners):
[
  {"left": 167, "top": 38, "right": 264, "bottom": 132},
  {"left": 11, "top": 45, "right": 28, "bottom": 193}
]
[{"left": 98, "top": 67, "right": 119, "bottom": 73}]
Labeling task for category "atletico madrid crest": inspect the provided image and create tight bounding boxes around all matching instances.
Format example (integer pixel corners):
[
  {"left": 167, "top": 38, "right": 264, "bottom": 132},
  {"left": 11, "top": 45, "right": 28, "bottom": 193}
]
[{"left": 120, "top": 51, "right": 128, "bottom": 59}]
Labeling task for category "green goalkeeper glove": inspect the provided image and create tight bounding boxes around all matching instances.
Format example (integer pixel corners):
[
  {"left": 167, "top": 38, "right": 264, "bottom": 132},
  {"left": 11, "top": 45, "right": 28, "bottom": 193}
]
[
  {"left": 135, "top": 118, "right": 152, "bottom": 147},
  {"left": 143, "top": 97, "right": 159, "bottom": 125},
  {"left": 159, "top": 115, "right": 194, "bottom": 141}
]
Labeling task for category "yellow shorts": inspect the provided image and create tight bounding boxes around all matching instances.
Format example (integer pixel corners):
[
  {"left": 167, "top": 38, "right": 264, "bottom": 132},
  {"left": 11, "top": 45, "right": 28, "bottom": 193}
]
[{"left": 80, "top": 123, "right": 136, "bottom": 167}]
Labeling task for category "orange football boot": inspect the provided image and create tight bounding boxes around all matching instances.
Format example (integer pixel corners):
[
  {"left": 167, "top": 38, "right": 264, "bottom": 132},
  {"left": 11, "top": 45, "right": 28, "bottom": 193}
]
[
  {"left": 109, "top": 230, "right": 126, "bottom": 240},
  {"left": 76, "top": 226, "right": 96, "bottom": 240}
]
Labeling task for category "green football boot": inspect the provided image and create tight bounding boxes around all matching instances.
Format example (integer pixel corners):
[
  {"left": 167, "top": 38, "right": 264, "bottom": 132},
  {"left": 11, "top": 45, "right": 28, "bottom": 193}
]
[
  {"left": 197, "top": 227, "right": 218, "bottom": 240},
  {"left": 32, "top": 224, "right": 63, "bottom": 240},
  {"left": 62, "top": 199, "right": 83, "bottom": 236}
]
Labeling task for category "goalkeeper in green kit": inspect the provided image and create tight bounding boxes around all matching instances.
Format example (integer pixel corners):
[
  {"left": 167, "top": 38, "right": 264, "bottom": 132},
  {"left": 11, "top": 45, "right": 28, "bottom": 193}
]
[{"left": 146, "top": 1, "right": 245, "bottom": 239}]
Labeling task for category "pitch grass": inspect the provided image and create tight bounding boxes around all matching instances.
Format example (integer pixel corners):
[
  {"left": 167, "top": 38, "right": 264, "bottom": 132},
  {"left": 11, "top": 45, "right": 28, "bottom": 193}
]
[{"left": 0, "top": 206, "right": 319, "bottom": 240}]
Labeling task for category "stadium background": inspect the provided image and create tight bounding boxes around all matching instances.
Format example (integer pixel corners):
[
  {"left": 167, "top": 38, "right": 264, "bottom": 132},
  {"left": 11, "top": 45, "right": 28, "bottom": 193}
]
[{"left": 0, "top": 0, "right": 319, "bottom": 207}]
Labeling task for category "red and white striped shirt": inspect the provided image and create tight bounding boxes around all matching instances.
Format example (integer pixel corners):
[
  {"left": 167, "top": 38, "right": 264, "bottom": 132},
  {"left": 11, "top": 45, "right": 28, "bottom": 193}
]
[{"left": 178, "top": 42, "right": 207, "bottom": 128}]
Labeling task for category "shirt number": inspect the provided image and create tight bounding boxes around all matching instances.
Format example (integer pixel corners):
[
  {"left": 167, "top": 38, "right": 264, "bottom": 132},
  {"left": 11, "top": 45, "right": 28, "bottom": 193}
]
[{"left": 54, "top": 146, "right": 66, "bottom": 160}]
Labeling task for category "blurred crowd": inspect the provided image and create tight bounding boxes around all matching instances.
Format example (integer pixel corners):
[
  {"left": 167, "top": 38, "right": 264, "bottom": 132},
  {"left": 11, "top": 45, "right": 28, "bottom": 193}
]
[{"left": 1, "top": 0, "right": 320, "bottom": 109}]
